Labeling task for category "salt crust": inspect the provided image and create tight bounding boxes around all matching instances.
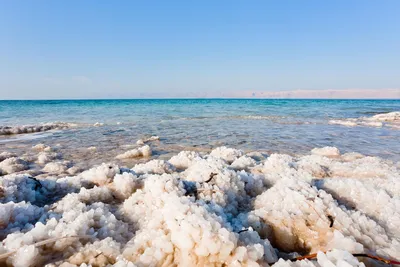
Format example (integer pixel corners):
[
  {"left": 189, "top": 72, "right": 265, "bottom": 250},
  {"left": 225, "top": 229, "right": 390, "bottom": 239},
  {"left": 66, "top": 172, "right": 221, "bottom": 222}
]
[
  {"left": 0, "top": 122, "right": 73, "bottom": 135},
  {"left": 136, "top": 136, "right": 160, "bottom": 145},
  {"left": 329, "top": 111, "right": 400, "bottom": 128},
  {"left": 0, "top": 146, "right": 399, "bottom": 266},
  {"left": 115, "top": 145, "right": 152, "bottom": 160}
]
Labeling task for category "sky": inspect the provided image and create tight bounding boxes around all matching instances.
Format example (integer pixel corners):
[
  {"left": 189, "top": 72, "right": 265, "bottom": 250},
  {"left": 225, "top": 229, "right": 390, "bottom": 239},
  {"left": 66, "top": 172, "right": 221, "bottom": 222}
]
[{"left": 1, "top": 0, "right": 400, "bottom": 99}]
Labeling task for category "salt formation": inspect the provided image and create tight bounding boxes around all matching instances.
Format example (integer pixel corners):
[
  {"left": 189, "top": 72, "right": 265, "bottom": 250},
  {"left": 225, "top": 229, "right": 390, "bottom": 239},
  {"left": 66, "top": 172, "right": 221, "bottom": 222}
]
[
  {"left": 32, "top": 144, "right": 53, "bottom": 152},
  {"left": 131, "top": 159, "right": 175, "bottom": 175},
  {"left": 0, "top": 152, "right": 17, "bottom": 162},
  {"left": 311, "top": 147, "right": 340, "bottom": 157},
  {"left": 168, "top": 151, "right": 203, "bottom": 170},
  {"left": 231, "top": 156, "right": 257, "bottom": 170},
  {"left": 115, "top": 145, "right": 152, "bottom": 159},
  {"left": 42, "top": 161, "right": 69, "bottom": 174},
  {"left": 210, "top": 146, "right": 244, "bottom": 163},
  {"left": 0, "top": 157, "right": 29, "bottom": 175},
  {"left": 0, "top": 122, "right": 72, "bottom": 135},
  {"left": 136, "top": 136, "right": 160, "bottom": 145},
  {"left": 0, "top": 146, "right": 399, "bottom": 266},
  {"left": 329, "top": 111, "right": 400, "bottom": 128}
]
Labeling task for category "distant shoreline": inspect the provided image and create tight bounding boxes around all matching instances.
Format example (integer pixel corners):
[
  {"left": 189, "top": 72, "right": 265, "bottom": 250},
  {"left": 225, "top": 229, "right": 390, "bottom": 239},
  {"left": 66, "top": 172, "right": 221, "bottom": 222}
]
[
  {"left": 2, "top": 88, "right": 399, "bottom": 101},
  {"left": 1, "top": 98, "right": 400, "bottom": 101}
]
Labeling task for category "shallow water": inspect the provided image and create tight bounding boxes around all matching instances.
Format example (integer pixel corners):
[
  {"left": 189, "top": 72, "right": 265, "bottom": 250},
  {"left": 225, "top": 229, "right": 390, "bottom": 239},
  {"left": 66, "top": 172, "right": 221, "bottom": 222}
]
[
  {"left": 1, "top": 99, "right": 399, "bottom": 168},
  {"left": 1, "top": 99, "right": 400, "bottom": 266}
]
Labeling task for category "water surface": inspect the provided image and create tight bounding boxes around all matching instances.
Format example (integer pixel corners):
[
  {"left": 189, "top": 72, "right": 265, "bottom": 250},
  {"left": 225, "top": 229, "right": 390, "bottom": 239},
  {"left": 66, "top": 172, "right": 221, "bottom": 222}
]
[{"left": 1, "top": 99, "right": 399, "bottom": 168}]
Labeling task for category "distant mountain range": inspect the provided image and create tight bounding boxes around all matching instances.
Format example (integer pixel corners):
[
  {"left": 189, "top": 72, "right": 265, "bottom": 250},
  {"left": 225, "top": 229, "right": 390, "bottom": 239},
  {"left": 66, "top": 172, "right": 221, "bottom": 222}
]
[{"left": 134, "top": 88, "right": 400, "bottom": 99}]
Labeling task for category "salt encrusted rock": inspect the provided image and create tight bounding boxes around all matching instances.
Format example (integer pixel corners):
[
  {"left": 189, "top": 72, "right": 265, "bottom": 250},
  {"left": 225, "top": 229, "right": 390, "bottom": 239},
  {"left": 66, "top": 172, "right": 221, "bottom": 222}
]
[
  {"left": 0, "top": 201, "right": 45, "bottom": 232},
  {"left": 121, "top": 174, "right": 278, "bottom": 266},
  {"left": 0, "top": 157, "right": 29, "bottom": 175},
  {"left": 231, "top": 155, "right": 256, "bottom": 170},
  {"left": 67, "top": 237, "right": 121, "bottom": 266},
  {"left": 32, "top": 143, "right": 52, "bottom": 152},
  {"left": 0, "top": 122, "right": 72, "bottom": 135},
  {"left": 210, "top": 146, "right": 244, "bottom": 163},
  {"left": 67, "top": 166, "right": 82, "bottom": 175},
  {"left": 0, "top": 151, "right": 17, "bottom": 162},
  {"left": 369, "top": 111, "right": 400, "bottom": 122},
  {"left": 182, "top": 156, "right": 227, "bottom": 182},
  {"left": 311, "top": 146, "right": 340, "bottom": 157},
  {"left": 131, "top": 159, "right": 175, "bottom": 175},
  {"left": 272, "top": 249, "right": 365, "bottom": 266},
  {"left": 9, "top": 244, "right": 39, "bottom": 267},
  {"left": 136, "top": 136, "right": 160, "bottom": 145},
  {"left": 0, "top": 174, "right": 51, "bottom": 204},
  {"left": 112, "top": 172, "right": 140, "bottom": 199},
  {"left": 168, "top": 150, "right": 202, "bottom": 170},
  {"left": 341, "top": 152, "right": 364, "bottom": 162},
  {"left": 246, "top": 151, "right": 268, "bottom": 161},
  {"left": 42, "top": 161, "right": 68, "bottom": 174},
  {"left": 80, "top": 163, "right": 120, "bottom": 185},
  {"left": 0, "top": 146, "right": 399, "bottom": 266},
  {"left": 329, "top": 111, "right": 400, "bottom": 128},
  {"left": 329, "top": 119, "right": 358, "bottom": 127},
  {"left": 115, "top": 145, "right": 152, "bottom": 159},
  {"left": 37, "top": 151, "right": 61, "bottom": 165}
]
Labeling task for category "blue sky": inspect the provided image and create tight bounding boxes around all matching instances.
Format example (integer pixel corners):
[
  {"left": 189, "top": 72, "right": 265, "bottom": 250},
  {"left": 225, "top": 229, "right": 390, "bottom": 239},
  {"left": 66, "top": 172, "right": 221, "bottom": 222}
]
[{"left": 1, "top": 1, "right": 400, "bottom": 99}]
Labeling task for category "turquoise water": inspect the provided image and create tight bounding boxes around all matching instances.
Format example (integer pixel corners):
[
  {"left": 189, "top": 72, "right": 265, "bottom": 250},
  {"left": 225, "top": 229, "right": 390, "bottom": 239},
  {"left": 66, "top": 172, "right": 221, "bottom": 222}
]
[{"left": 1, "top": 99, "right": 399, "bottom": 165}]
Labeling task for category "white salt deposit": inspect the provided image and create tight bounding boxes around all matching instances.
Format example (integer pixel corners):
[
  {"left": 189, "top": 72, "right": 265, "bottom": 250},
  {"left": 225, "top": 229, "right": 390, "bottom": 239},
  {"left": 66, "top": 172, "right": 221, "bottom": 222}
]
[
  {"left": 231, "top": 155, "right": 257, "bottom": 170},
  {"left": 136, "top": 136, "right": 160, "bottom": 145},
  {"left": 0, "top": 152, "right": 17, "bottom": 162},
  {"left": 0, "top": 122, "right": 72, "bottom": 135},
  {"left": 0, "top": 146, "right": 399, "bottom": 266},
  {"left": 131, "top": 159, "right": 175, "bottom": 175},
  {"left": 210, "top": 146, "right": 244, "bottom": 163},
  {"left": 32, "top": 143, "right": 53, "bottom": 152},
  {"left": 36, "top": 151, "right": 61, "bottom": 165},
  {"left": 311, "top": 147, "right": 340, "bottom": 157},
  {"left": 329, "top": 119, "right": 358, "bottom": 127},
  {"left": 369, "top": 111, "right": 400, "bottom": 122},
  {"left": 0, "top": 157, "right": 29, "bottom": 175},
  {"left": 42, "top": 161, "right": 68, "bottom": 174},
  {"left": 115, "top": 145, "right": 152, "bottom": 159},
  {"left": 168, "top": 150, "right": 202, "bottom": 170},
  {"left": 329, "top": 111, "right": 400, "bottom": 128}
]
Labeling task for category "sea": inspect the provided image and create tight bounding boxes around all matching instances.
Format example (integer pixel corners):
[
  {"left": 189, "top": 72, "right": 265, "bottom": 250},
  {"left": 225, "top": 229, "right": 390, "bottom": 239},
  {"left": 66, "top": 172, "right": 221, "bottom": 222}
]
[{"left": 1, "top": 99, "right": 399, "bottom": 170}]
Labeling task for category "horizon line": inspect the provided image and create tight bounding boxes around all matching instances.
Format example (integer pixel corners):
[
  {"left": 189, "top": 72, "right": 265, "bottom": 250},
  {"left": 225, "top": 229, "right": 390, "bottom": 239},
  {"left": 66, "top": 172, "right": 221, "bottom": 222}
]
[{"left": 1, "top": 97, "right": 400, "bottom": 101}]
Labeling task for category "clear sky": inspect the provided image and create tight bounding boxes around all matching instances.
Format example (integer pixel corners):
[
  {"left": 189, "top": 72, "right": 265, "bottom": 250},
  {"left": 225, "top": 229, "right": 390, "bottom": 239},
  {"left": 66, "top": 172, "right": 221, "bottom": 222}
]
[{"left": 1, "top": 1, "right": 400, "bottom": 99}]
